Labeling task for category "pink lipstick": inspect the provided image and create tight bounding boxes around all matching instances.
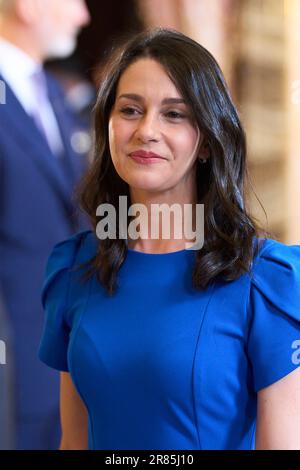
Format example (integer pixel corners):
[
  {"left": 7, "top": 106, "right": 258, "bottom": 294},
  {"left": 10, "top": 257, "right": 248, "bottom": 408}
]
[{"left": 129, "top": 150, "right": 166, "bottom": 165}]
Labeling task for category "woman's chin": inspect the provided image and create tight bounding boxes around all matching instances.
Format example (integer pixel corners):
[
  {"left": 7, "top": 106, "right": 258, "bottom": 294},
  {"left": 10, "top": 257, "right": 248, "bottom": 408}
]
[{"left": 125, "top": 175, "right": 166, "bottom": 193}]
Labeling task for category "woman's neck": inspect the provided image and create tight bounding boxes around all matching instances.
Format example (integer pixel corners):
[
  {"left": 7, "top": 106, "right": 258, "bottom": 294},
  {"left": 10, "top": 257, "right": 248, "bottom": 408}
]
[{"left": 127, "top": 197, "right": 199, "bottom": 254}]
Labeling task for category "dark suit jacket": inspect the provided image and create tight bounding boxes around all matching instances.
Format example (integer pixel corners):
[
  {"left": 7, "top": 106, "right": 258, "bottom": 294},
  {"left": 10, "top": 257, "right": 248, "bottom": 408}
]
[{"left": 0, "top": 72, "right": 90, "bottom": 449}]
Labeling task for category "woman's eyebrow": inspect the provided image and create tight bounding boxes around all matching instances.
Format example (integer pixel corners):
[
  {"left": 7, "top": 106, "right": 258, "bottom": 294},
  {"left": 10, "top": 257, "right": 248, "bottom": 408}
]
[{"left": 117, "top": 93, "right": 186, "bottom": 105}]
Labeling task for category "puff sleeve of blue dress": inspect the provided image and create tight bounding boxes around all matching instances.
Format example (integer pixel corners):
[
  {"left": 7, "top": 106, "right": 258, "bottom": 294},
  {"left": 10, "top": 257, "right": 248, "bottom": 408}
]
[
  {"left": 38, "top": 231, "right": 91, "bottom": 372},
  {"left": 38, "top": 231, "right": 300, "bottom": 450},
  {"left": 247, "top": 239, "right": 300, "bottom": 392}
]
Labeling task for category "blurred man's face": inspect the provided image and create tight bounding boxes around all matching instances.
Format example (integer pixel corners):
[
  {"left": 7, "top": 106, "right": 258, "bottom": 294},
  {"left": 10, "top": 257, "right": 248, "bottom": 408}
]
[{"left": 36, "top": 0, "right": 90, "bottom": 59}]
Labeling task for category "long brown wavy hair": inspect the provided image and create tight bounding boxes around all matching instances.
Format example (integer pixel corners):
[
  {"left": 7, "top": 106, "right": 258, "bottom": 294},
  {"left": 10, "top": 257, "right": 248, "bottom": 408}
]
[{"left": 77, "top": 28, "right": 269, "bottom": 296}]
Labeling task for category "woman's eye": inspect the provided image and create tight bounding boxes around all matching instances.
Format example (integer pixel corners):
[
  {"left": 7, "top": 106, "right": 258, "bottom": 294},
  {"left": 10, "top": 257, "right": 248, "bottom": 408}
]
[
  {"left": 165, "top": 111, "right": 186, "bottom": 120},
  {"left": 120, "top": 107, "right": 140, "bottom": 116},
  {"left": 118, "top": 107, "right": 186, "bottom": 120}
]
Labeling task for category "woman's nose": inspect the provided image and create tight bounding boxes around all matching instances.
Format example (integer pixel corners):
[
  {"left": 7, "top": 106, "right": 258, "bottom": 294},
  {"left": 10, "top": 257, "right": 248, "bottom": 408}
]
[{"left": 135, "top": 113, "right": 161, "bottom": 142}]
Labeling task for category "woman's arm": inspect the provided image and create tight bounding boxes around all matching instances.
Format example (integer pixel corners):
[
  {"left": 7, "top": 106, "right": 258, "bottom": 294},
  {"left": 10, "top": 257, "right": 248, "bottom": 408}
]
[
  {"left": 59, "top": 371, "right": 88, "bottom": 450},
  {"left": 256, "top": 367, "right": 300, "bottom": 449}
]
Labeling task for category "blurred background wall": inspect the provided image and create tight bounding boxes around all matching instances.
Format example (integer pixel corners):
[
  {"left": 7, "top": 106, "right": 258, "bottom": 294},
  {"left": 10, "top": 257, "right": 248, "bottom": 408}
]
[{"left": 47, "top": 0, "right": 300, "bottom": 243}]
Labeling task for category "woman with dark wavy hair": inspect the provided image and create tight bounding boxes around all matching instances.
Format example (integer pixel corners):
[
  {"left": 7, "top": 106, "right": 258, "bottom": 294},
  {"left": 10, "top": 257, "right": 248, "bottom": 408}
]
[{"left": 38, "top": 29, "right": 300, "bottom": 450}]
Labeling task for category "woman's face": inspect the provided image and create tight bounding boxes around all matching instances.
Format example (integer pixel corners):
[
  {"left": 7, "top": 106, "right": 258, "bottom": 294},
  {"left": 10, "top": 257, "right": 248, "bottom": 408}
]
[{"left": 108, "top": 58, "right": 200, "bottom": 195}]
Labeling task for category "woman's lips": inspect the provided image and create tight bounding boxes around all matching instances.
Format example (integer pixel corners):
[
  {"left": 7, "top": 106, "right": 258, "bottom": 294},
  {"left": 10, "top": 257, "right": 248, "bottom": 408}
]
[{"left": 129, "top": 150, "right": 166, "bottom": 164}]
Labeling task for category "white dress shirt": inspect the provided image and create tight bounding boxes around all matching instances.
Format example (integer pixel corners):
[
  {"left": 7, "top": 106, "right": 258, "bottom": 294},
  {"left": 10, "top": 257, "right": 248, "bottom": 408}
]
[{"left": 0, "top": 38, "right": 64, "bottom": 156}]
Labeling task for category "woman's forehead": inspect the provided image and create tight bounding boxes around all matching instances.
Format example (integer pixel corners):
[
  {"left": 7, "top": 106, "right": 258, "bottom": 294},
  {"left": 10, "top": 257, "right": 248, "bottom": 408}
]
[{"left": 116, "top": 58, "right": 184, "bottom": 101}]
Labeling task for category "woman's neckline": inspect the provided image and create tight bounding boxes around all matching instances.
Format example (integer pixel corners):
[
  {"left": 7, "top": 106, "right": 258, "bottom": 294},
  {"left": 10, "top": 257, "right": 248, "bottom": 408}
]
[{"left": 127, "top": 246, "right": 196, "bottom": 256}]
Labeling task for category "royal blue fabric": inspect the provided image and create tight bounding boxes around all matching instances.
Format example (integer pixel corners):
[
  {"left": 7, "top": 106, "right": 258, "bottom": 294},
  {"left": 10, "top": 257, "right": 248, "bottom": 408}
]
[{"left": 38, "top": 230, "right": 300, "bottom": 450}]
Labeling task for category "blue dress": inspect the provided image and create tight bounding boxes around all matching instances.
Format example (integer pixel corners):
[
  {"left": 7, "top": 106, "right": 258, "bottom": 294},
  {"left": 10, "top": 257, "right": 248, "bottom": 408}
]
[{"left": 38, "top": 230, "right": 300, "bottom": 450}]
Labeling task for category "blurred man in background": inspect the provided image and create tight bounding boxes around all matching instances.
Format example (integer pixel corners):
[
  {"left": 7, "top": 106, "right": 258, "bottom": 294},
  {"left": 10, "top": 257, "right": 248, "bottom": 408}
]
[{"left": 0, "top": 0, "right": 90, "bottom": 449}]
